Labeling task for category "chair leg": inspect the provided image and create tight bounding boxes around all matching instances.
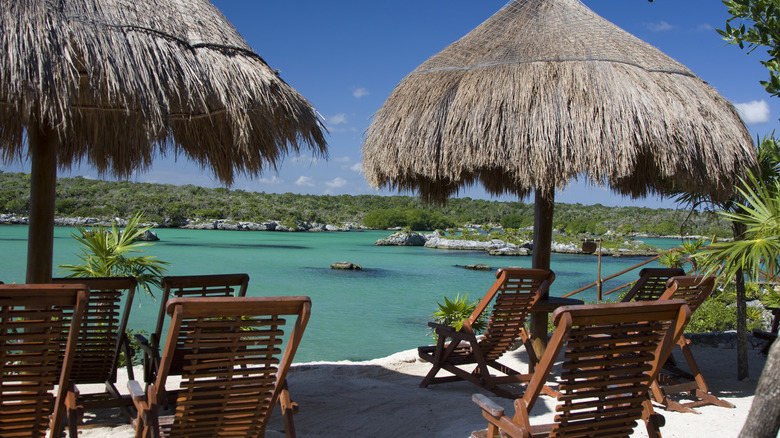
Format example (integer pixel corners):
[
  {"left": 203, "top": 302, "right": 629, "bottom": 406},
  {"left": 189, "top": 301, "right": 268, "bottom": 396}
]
[
  {"left": 279, "top": 381, "right": 298, "bottom": 438},
  {"left": 651, "top": 337, "right": 735, "bottom": 413},
  {"left": 64, "top": 381, "right": 83, "bottom": 438},
  {"left": 642, "top": 399, "right": 665, "bottom": 438}
]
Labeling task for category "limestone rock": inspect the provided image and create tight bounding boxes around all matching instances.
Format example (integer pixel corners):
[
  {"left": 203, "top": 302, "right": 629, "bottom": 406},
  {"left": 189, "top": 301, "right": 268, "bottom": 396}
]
[
  {"left": 464, "top": 264, "right": 492, "bottom": 271},
  {"left": 135, "top": 230, "right": 160, "bottom": 241},
  {"left": 331, "top": 261, "right": 362, "bottom": 270},
  {"left": 375, "top": 231, "right": 427, "bottom": 246}
]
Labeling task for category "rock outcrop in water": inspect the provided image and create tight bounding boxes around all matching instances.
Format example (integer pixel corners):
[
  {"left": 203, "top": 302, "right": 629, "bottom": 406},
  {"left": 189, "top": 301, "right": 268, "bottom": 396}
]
[
  {"left": 331, "top": 262, "right": 362, "bottom": 270},
  {"left": 374, "top": 230, "right": 660, "bottom": 257},
  {"left": 374, "top": 230, "right": 427, "bottom": 246}
]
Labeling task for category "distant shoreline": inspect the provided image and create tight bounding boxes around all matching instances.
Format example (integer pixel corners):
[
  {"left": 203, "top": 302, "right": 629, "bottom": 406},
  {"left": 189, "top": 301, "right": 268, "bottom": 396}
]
[{"left": 0, "top": 214, "right": 712, "bottom": 243}]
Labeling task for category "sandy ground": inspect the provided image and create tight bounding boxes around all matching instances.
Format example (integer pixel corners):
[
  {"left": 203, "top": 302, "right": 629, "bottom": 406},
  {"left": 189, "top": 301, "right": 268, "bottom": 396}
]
[{"left": 76, "top": 344, "right": 770, "bottom": 437}]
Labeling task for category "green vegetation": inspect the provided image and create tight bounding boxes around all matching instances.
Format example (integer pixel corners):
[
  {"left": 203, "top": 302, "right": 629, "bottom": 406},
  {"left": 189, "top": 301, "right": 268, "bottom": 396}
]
[
  {"left": 687, "top": 285, "right": 765, "bottom": 333},
  {"left": 720, "top": 3, "right": 780, "bottom": 432},
  {"left": 429, "top": 294, "right": 486, "bottom": 341},
  {"left": 0, "top": 172, "right": 732, "bottom": 235},
  {"left": 58, "top": 213, "right": 169, "bottom": 296},
  {"left": 363, "top": 207, "right": 454, "bottom": 231}
]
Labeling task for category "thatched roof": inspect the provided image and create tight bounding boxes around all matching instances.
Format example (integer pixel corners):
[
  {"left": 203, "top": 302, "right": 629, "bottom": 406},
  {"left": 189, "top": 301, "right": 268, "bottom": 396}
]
[
  {"left": 362, "top": 0, "right": 756, "bottom": 204},
  {"left": 0, "top": 0, "right": 327, "bottom": 184}
]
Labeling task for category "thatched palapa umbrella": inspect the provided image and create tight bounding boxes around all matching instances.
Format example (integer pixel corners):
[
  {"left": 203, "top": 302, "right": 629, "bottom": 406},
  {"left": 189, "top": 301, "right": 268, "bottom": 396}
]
[
  {"left": 362, "top": 0, "right": 756, "bottom": 344},
  {"left": 1, "top": 1, "right": 327, "bottom": 283}
]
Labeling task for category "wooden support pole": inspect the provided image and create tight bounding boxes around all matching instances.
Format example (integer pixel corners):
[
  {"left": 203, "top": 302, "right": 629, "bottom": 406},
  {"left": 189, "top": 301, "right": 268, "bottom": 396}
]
[
  {"left": 530, "top": 189, "right": 554, "bottom": 361},
  {"left": 26, "top": 125, "right": 58, "bottom": 284}
]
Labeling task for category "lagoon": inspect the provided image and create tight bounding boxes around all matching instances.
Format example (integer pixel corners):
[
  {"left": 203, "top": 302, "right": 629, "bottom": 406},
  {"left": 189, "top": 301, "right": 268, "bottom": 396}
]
[{"left": 0, "top": 225, "right": 680, "bottom": 362}]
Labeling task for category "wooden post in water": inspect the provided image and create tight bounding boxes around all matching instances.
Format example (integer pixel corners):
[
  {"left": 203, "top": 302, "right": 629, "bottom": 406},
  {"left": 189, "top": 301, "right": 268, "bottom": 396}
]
[{"left": 597, "top": 238, "right": 603, "bottom": 302}]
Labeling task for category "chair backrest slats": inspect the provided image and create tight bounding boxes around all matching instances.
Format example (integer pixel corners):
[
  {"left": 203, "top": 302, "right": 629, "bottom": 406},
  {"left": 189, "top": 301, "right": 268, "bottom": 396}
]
[
  {"left": 52, "top": 277, "right": 137, "bottom": 384},
  {"left": 0, "top": 284, "right": 89, "bottom": 438},
  {"left": 660, "top": 275, "right": 716, "bottom": 313},
  {"left": 475, "top": 268, "right": 554, "bottom": 361},
  {"left": 623, "top": 268, "right": 686, "bottom": 302},
  {"left": 153, "top": 274, "right": 250, "bottom": 346},
  {"left": 154, "top": 296, "right": 310, "bottom": 438},
  {"left": 521, "top": 300, "right": 690, "bottom": 438}
]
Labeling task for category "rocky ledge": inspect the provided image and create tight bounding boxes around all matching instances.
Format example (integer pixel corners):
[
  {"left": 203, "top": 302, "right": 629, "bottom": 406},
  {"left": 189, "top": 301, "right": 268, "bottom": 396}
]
[
  {"left": 375, "top": 231, "right": 660, "bottom": 257},
  {"left": 0, "top": 214, "right": 364, "bottom": 233}
]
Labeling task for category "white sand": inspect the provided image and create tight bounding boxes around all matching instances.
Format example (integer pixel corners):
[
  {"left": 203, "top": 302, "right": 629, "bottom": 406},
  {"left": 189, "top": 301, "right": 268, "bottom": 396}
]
[{"left": 76, "top": 345, "right": 769, "bottom": 437}]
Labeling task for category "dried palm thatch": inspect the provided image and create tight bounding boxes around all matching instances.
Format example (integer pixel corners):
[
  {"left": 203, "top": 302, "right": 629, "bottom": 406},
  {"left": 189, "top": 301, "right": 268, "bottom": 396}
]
[
  {"left": 1, "top": 0, "right": 327, "bottom": 182},
  {"left": 0, "top": 0, "right": 327, "bottom": 282},
  {"left": 362, "top": 0, "right": 755, "bottom": 205}
]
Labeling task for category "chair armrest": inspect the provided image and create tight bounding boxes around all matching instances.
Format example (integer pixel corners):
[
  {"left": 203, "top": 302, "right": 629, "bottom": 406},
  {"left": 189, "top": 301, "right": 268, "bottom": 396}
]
[
  {"left": 127, "top": 380, "right": 146, "bottom": 402},
  {"left": 472, "top": 393, "right": 504, "bottom": 417},
  {"left": 134, "top": 334, "right": 156, "bottom": 356},
  {"left": 135, "top": 334, "right": 161, "bottom": 384},
  {"left": 427, "top": 322, "right": 453, "bottom": 331},
  {"left": 427, "top": 322, "right": 475, "bottom": 342}
]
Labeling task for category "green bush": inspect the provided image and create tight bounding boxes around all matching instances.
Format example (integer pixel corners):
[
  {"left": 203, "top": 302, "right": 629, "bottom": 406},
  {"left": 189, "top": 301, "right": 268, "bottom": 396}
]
[
  {"left": 429, "top": 294, "right": 486, "bottom": 341},
  {"left": 364, "top": 208, "right": 453, "bottom": 231},
  {"left": 688, "top": 299, "right": 737, "bottom": 332},
  {"left": 500, "top": 213, "right": 531, "bottom": 229}
]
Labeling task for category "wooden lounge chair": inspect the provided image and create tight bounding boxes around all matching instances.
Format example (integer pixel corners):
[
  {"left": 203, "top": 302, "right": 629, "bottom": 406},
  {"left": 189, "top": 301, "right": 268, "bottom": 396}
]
[
  {"left": 127, "top": 296, "right": 311, "bottom": 438},
  {"left": 471, "top": 300, "right": 691, "bottom": 438},
  {"left": 651, "top": 275, "right": 736, "bottom": 413},
  {"left": 0, "top": 283, "right": 90, "bottom": 438},
  {"left": 418, "top": 268, "right": 554, "bottom": 398},
  {"left": 622, "top": 268, "right": 686, "bottom": 302},
  {"left": 52, "top": 277, "right": 138, "bottom": 421},
  {"left": 137, "top": 273, "right": 249, "bottom": 386}
]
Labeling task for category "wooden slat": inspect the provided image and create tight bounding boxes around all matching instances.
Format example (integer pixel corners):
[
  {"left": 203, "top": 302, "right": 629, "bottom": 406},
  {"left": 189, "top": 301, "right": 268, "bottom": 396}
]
[
  {"left": 1, "top": 284, "right": 89, "bottom": 438},
  {"left": 134, "top": 295, "right": 310, "bottom": 437}
]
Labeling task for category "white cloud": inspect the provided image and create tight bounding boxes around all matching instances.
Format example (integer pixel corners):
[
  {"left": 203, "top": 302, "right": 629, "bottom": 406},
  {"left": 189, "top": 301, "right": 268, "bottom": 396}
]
[
  {"left": 260, "top": 175, "right": 282, "bottom": 184},
  {"left": 735, "top": 100, "right": 770, "bottom": 124},
  {"left": 326, "top": 177, "right": 347, "bottom": 188},
  {"left": 695, "top": 23, "right": 713, "bottom": 32},
  {"left": 350, "top": 162, "right": 363, "bottom": 172},
  {"left": 295, "top": 176, "right": 315, "bottom": 187},
  {"left": 353, "top": 88, "right": 369, "bottom": 98},
  {"left": 334, "top": 156, "right": 351, "bottom": 163},
  {"left": 645, "top": 21, "right": 674, "bottom": 32},
  {"left": 327, "top": 113, "right": 348, "bottom": 125}
]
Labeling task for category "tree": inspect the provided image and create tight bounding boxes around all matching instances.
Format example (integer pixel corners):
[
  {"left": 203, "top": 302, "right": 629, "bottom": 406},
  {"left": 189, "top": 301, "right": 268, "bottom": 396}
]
[
  {"left": 716, "top": 3, "right": 780, "bottom": 436},
  {"left": 720, "top": 0, "right": 780, "bottom": 99}
]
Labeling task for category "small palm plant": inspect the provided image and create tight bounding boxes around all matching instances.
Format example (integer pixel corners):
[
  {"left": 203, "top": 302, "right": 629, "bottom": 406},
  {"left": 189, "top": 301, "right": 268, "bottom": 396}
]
[
  {"left": 429, "top": 293, "right": 486, "bottom": 341},
  {"left": 694, "top": 172, "right": 780, "bottom": 285},
  {"left": 59, "top": 213, "right": 170, "bottom": 296}
]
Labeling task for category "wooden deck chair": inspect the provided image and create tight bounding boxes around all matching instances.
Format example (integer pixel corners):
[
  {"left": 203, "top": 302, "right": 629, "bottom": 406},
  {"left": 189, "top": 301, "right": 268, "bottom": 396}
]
[
  {"left": 471, "top": 300, "right": 691, "bottom": 438},
  {"left": 0, "top": 283, "right": 90, "bottom": 438},
  {"left": 137, "top": 273, "right": 249, "bottom": 386},
  {"left": 622, "top": 268, "right": 686, "bottom": 302},
  {"left": 418, "top": 268, "right": 554, "bottom": 398},
  {"left": 651, "top": 275, "right": 736, "bottom": 413},
  {"left": 51, "top": 277, "right": 138, "bottom": 421},
  {"left": 127, "top": 296, "right": 311, "bottom": 438}
]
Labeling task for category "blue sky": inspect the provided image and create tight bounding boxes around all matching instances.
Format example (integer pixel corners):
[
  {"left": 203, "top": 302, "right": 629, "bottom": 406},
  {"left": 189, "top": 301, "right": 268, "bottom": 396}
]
[{"left": 2, "top": 0, "right": 776, "bottom": 209}]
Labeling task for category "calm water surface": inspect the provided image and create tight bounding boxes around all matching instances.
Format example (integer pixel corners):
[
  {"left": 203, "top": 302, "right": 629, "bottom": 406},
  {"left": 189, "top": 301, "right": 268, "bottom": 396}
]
[{"left": 0, "top": 225, "right": 681, "bottom": 362}]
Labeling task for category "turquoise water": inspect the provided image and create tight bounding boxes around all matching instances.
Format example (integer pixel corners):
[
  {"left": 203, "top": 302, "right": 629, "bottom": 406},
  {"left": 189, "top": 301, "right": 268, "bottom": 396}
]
[{"left": 0, "top": 225, "right": 680, "bottom": 362}]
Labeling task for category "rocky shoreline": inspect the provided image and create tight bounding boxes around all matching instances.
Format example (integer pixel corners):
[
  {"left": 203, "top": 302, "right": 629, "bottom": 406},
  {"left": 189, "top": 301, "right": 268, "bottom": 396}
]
[
  {"left": 0, "top": 214, "right": 365, "bottom": 233},
  {"left": 375, "top": 230, "right": 662, "bottom": 257},
  {"left": 0, "top": 214, "right": 681, "bottom": 257}
]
